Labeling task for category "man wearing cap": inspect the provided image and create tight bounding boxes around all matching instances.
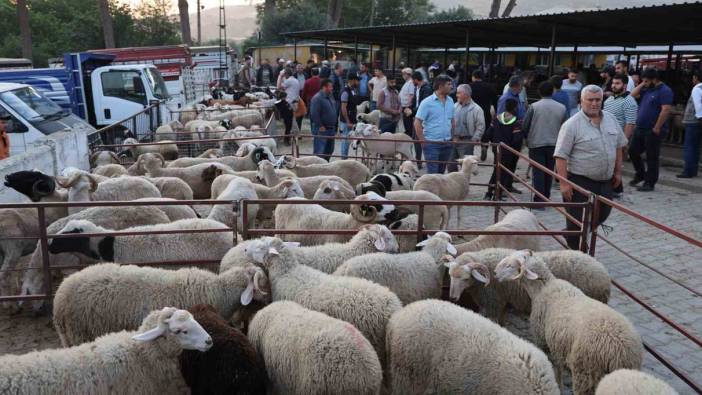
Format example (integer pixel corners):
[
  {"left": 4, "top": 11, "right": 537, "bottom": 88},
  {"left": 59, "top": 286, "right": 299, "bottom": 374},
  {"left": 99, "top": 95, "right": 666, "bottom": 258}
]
[
  {"left": 340, "top": 74, "right": 360, "bottom": 159},
  {"left": 0, "top": 112, "right": 9, "bottom": 159},
  {"left": 414, "top": 75, "right": 455, "bottom": 174},
  {"left": 399, "top": 68, "right": 416, "bottom": 140}
]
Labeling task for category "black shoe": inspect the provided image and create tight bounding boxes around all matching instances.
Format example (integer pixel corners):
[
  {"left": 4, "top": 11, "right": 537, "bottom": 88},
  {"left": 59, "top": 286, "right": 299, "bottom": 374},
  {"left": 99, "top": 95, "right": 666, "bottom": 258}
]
[
  {"left": 612, "top": 192, "right": 623, "bottom": 199},
  {"left": 507, "top": 186, "right": 522, "bottom": 194},
  {"left": 480, "top": 146, "right": 488, "bottom": 162},
  {"left": 483, "top": 192, "right": 493, "bottom": 201},
  {"left": 629, "top": 177, "right": 644, "bottom": 186},
  {"left": 637, "top": 184, "right": 655, "bottom": 192},
  {"left": 676, "top": 173, "right": 695, "bottom": 179}
]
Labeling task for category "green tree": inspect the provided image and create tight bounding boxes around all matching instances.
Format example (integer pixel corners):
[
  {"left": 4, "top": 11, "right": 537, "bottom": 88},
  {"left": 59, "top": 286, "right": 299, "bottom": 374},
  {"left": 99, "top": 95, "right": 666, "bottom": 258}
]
[{"left": 421, "top": 5, "right": 473, "bottom": 22}]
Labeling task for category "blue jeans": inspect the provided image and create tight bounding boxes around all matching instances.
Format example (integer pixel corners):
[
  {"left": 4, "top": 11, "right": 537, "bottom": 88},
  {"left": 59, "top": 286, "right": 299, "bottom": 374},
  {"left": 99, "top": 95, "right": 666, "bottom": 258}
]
[
  {"left": 683, "top": 123, "right": 701, "bottom": 176},
  {"left": 339, "top": 122, "right": 352, "bottom": 159},
  {"left": 370, "top": 101, "right": 377, "bottom": 111},
  {"left": 312, "top": 125, "right": 336, "bottom": 161},
  {"left": 379, "top": 118, "right": 397, "bottom": 134},
  {"left": 423, "top": 143, "right": 452, "bottom": 174}
]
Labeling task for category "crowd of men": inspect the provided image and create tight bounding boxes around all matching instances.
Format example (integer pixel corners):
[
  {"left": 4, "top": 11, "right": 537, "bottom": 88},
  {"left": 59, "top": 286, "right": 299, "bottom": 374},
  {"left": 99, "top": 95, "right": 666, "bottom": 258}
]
[{"left": 237, "top": 54, "right": 702, "bottom": 249}]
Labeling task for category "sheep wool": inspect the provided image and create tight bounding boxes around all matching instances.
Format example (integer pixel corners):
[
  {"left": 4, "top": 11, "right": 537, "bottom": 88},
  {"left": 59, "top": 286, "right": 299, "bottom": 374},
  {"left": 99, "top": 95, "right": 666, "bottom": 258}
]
[
  {"left": 53, "top": 263, "right": 269, "bottom": 346},
  {"left": 248, "top": 301, "right": 382, "bottom": 395},
  {"left": 180, "top": 304, "right": 267, "bottom": 395},
  {"left": 386, "top": 300, "right": 559, "bottom": 395},
  {"left": 454, "top": 209, "right": 543, "bottom": 254},
  {"left": 595, "top": 369, "right": 678, "bottom": 395}
]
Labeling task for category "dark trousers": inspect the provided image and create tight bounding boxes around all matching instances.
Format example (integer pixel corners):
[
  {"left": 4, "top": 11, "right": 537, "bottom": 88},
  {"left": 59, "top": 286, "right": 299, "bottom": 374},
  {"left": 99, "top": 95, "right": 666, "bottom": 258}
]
[
  {"left": 629, "top": 127, "right": 662, "bottom": 186},
  {"left": 379, "top": 118, "right": 398, "bottom": 134},
  {"left": 447, "top": 138, "right": 475, "bottom": 172},
  {"left": 403, "top": 111, "right": 422, "bottom": 164},
  {"left": 528, "top": 146, "right": 555, "bottom": 201},
  {"left": 423, "top": 143, "right": 452, "bottom": 174},
  {"left": 296, "top": 116, "right": 304, "bottom": 130},
  {"left": 312, "top": 125, "right": 336, "bottom": 161},
  {"left": 565, "top": 173, "right": 613, "bottom": 250},
  {"left": 683, "top": 123, "right": 701, "bottom": 176},
  {"left": 487, "top": 152, "right": 518, "bottom": 194}
]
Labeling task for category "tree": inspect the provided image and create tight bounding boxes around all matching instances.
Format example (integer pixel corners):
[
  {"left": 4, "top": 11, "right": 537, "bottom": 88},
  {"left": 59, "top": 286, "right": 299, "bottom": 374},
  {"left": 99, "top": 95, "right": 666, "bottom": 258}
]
[
  {"left": 97, "top": 0, "right": 116, "bottom": 48},
  {"left": 15, "top": 0, "right": 32, "bottom": 61},
  {"left": 490, "top": 0, "right": 517, "bottom": 18},
  {"left": 421, "top": 5, "right": 473, "bottom": 22},
  {"left": 178, "top": 0, "right": 191, "bottom": 45},
  {"left": 327, "top": 0, "right": 343, "bottom": 28}
]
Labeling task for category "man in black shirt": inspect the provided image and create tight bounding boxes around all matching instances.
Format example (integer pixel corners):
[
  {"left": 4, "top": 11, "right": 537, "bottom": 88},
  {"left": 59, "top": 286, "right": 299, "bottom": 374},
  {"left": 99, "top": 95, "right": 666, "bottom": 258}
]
[{"left": 470, "top": 70, "right": 497, "bottom": 161}]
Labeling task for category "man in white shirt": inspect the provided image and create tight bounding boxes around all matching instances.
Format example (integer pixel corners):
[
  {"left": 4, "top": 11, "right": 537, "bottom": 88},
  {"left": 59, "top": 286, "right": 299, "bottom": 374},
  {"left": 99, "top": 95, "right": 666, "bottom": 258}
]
[
  {"left": 399, "top": 67, "right": 415, "bottom": 136},
  {"left": 277, "top": 68, "right": 301, "bottom": 133},
  {"left": 615, "top": 60, "right": 636, "bottom": 93},
  {"left": 679, "top": 70, "right": 702, "bottom": 178},
  {"left": 368, "top": 67, "right": 387, "bottom": 111}
]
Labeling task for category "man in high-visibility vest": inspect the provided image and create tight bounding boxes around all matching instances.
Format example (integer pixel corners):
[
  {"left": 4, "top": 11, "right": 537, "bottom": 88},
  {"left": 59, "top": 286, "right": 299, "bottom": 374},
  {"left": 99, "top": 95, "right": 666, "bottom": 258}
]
[{"left": 0, "top": 114, "right": 10, "bottom": 160}]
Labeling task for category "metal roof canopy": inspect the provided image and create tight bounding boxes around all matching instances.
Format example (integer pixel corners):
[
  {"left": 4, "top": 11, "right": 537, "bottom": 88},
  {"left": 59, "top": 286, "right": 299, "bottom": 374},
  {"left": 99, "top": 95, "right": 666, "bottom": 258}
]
[{"left": 283, "top": 2, "right": 702, "bottom": 49}]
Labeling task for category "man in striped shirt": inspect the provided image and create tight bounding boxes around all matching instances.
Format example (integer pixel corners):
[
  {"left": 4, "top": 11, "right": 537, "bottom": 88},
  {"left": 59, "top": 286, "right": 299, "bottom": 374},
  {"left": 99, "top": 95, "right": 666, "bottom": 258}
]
[{"left": 603, "top": 73, "right": 638, "bottom": 197}]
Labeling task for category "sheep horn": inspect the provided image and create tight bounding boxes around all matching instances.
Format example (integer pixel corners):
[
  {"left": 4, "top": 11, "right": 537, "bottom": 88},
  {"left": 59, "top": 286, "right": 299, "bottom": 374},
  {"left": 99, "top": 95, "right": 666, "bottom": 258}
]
[
  {"left": 89, "top": 152, "right": 99, "bottom": 166},
  {"left": 468, "top": 262, "right": 491, "bottom": 286},
  {"left": 253, "top": 269, "right": 268, "bottom": 295},
  {"left": 87, "top": 175, "right": 99, "bottom": 193},
  {"left": 109, "top": 151, "right": 121, "bottom": 164},
  {"left": 154, "top": 153, "right": 166, "bottom": 166},
  {"left": 55, "top": 172, "right": 81, "bottom": 189}
]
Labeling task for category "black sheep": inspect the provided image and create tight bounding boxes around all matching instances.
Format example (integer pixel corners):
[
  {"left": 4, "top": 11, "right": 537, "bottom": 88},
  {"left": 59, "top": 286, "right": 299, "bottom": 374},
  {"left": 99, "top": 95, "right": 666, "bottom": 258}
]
[{"left": 180, "top": 304, "right": 267, "bottom": 395}]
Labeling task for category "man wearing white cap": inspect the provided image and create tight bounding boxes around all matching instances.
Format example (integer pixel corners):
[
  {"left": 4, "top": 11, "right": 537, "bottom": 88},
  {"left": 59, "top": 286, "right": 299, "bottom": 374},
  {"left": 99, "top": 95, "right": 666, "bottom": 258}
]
[{"left": 399, "top": 67, "right": 415, "bottom": 138}]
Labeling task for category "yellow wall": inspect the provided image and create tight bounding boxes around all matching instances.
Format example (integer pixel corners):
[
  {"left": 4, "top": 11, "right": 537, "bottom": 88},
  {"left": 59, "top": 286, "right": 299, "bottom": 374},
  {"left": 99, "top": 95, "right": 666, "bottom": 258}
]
[{"left": 253, "top": 46, "right": 313, "bottom": 64}]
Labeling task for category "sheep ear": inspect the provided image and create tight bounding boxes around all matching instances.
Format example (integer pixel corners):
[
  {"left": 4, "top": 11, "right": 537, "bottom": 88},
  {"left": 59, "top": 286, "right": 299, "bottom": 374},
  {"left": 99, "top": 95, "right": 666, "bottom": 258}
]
[
  {"left": 471, "top": 269, "right": 489, "bottom": 285},
  {"left": 446, "top": 243, "right": 457, "bottom": 255},
  {"left": 132, "top": 325, "right": 165, "bottom": 342},
  {"left": 525, "top": 268, "right": 539, "bottom": 280},
  {"left": 283, "top": 242, "right": 300, "bottom": 249},
  {"left": 240, "top": 282, "right": 254, "bottom": 306},
  {"left": 416, "top": 239, "right": 429, "bottom": 248},
  {"left": 374, "top": 236, "right": 386, "bottom": 251},
  {"left": 333, "top": 185, "right": 340, "bottom": 191},
  {"left": 268, "top": 247, "right": 279, "bottom": 256}
]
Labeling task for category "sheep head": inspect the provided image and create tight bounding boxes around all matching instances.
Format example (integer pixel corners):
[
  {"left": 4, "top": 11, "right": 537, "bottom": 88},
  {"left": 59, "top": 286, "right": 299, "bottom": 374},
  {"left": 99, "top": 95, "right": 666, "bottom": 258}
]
[
  {"left": 137, "top": 153, "right": 166, "bottom": 173},
  {"left": 250, "top": 146, "right": 275, "bottom": 164},
  {"left": 279, "top": 179, "right": 304, "bottom": 198},
  {"left": 443, "top": 255, "right": 491, "bottom": 301},
  {"left": 460, "top": 155, "right": 480, "bottom": 176},
  {"left": 351, "top": 192, "right": 398, "bottom": 224},
  {"left": 280, "top": 155, "right": 297, "bottom": 169},
  {"left": 315, "top": 179, "right": 354, "bottom": 201},
  {"left": 235, "top": 143, "right": 256, "bottom": 157},
  {"left": 358, "top": 224, "right": 399, "bottom": 253},
  {"left": 240, "top": 265, "right": 271, "bottom": 306},
  {"left": 494, "top": 249, "right": 538, "bottom": 282},
  {"left": 399, "top": 160, "right": 420, "bottom": 181},
  {"left": 416, "top": 231, "right": 457, "bottom": 255},
  {"left": 4, "top": 170, "right": 56, "bottom": 202},
  {"left": 133, "top": 307, "right": 212, "bottom": 352},
  {"left": 90, "top": 151, "right": 121, "bottom": 167},
  {"left": 56, "top": 170, "right": 98, "bottom": 193},
  {"left": 244, "top": 237, "right": 300, "bottom": 268},
  {"left": 47, "top": 219, "right": 104, "bottom": 258}
]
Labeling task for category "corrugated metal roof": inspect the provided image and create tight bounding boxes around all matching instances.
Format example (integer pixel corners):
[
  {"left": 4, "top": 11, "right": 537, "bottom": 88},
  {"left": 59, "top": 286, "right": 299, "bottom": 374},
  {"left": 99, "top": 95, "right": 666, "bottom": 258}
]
[{"left": 283, "top": 2, "right": 702, "bottom": 48}]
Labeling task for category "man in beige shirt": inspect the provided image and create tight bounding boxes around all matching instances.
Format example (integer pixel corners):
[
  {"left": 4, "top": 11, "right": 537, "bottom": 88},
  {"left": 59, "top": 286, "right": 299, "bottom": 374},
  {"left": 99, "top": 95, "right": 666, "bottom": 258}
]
[
  {"left": 369, "top": 67, "right": 387, "bottom": 111},
  {"left": 554, "top": 85, "right": 627, "bottom": 250}
]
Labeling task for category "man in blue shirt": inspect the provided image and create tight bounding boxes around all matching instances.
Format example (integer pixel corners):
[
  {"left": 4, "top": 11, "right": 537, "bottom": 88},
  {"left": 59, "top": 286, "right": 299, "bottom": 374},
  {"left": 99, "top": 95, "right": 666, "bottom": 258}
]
[
  {"left": 550, "top": 75, "right": 572, "bottom": 116},
  {"left": 358, "top": 63, "right": 371, "bottom": 103},
  {"left": 497, "top": 76, "right": 526, "bottom": 121},
  {"left": 414, "top": 75, "right": 455, "bottom": 174},
  {"left": 629, "top": 68, "right": 674, "bottom": 191},
  {"left": 309, "top": 79, "right": 338, "bottom": 161}
]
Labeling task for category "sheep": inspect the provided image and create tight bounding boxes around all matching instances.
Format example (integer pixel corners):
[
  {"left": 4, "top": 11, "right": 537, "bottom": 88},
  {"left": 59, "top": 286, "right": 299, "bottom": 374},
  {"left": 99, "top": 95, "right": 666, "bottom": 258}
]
[
  {"left": 333, "top": 232, "right": 456, "bottom": 304},
  {"left": 123, "top": 137, "right": 179, "bottom": 160},
  {"left": 230, "top": 134, "right": 277, "bottom": 155},
  {"left": 179, "top": 304, "right": 267, "bottom": 395},
  {"left": 219, "top": 129, "right": 263, "bottom": 152},
  {"left": 398, "top": 160, "right": 420, "bottom": 181},
  {"left": 133, "top": 198, "right": 199, "bottom": 221},
  {"left": 154, "top": 120, "right": 183, "bottom": 141},
  {"left": 595, "top": 369, "right": 678, "bottom": 395},
  {"left": 53, "top": 263, "right": 268, "bottom": 346},
  {"left": 257, "top": 159, "right": 353, "bottom": 199},
  {"left": 166, "top": 146, "right": 275, "bottom": 172},
  {"left": 388, "top": 214, "right": 425, "bottom": 253},
  {"left": 135, "top": 153, "right": 234, "bottom": 199},
  {"left": 356, "top": 172, "right": 414, "bottom": 197},
  {"left": 209, "top": 168, "right": 296, "bottom": 199},
  {"left": 197, "top": 148, "right": 223, "bottom": 158},
  {"left": 445, "top": 248, "right": 612, "bottom": 324},
  {"left": 279, "top": 156, "right": 371, "bottom": 187},
  {"left": 142, "top": 176, "right": 194, "bottom": 200},
  {"left": 278, "top": 154, "right": 328, "bottom": 166},
  {"left": 386, "top": 299, "right": 559, "bottom": 395},
  {"left": 274, "top": 194, "right": 400, "bottom": 245},
  {"left": 413, "top": 155, "right": 480, "bottom": 225},
  {"left": 91, "top": 163, "right": 128, "bottom": 178},
  {"left": 56, "top": 171, "right": 161, "bottom": 214},
  {"left": 220, "top": 224, "right": 399, "bottom": 274},
  {"left": 349, "top": 123, "right": 414, "bottom": 172},
  {"left": 90, "top": 150, "right": 121, "bottom": 167},
  {"left": 312, "top": 178, "right": 356, "bottom": 212},
  {"left": 384, "top": 190, "right": 448, "bottom": 230},
  {"left": 16, "top": 205, "right": 172, "bottom": 313},
  {"left": 208, "top": 177, "right": 258, "bottom": 230},
  {"left": 249, "top": 301, "right": 382, "bottom": 395},
  {"left": 251, "top": 178, "right": 305, "bottom": 218},
  {"left": 494, "top": 250, "right": 643, "bottom": 394},
  {"left": 356, "top": 109, "right": 381, "bottom": 126},
  {"left": 245, "top": 237, "right": 402, "bottom": 367},
  {"left": 455, "top": 209, "right": 543, "bottom": 254},
  {"left": 0, "top": 307, "right": 212, "bottom": 394},
  {"left": 47, "top": 219, "right": 233, "bottom": 271}
]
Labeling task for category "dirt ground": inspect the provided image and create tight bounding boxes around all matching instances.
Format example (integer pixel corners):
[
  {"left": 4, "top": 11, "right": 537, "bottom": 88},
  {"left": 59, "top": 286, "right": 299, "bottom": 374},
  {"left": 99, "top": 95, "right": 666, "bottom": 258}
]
[{"left": 0, "top": 310, "right": 61, "bottom": 355}]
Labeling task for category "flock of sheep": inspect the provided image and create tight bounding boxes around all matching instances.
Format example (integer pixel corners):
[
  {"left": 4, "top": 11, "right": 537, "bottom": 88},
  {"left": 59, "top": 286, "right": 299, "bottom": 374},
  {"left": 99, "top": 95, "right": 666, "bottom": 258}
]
[{"left": 0, "top": 108, "right": 679, "bottom": 395}]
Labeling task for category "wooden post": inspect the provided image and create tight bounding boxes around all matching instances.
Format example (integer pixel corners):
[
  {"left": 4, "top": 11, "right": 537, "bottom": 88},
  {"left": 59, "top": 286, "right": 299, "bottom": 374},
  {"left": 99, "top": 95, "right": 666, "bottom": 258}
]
[
  {"left": 464, "top": 29, "right": 471, "bottom": 76},
  {"left": 293, "top": 38, "right": 298, "bottom": 63},
  {"left": 444, "top": 47, "right": 449, "bottom": 71},
  {"left": 370, "top": 43, "right": 374, "bottom": 68},
  {"left": 548, "top": 24, "right": 557, "bottom": 76},
  {"left": 324, "top": 39, "right": 328, "bottom": 62},
  {"left": 572, "top": 45, "right": 578, "bottom": 68},
  {"left": 666, "top": 44, "right": 674, "bottom": 81},
  {"left": 391, "top": 34, "right": 397, "bottom": 78},
  {"left": 354, "top": 37, "right": 359, "bottom": 62}
]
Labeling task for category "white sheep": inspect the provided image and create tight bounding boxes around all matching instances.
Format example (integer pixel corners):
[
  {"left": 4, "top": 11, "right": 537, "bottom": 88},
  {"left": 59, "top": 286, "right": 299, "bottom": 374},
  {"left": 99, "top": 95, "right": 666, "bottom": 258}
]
[
  {"left": 279, "top": 156, "right": 371, "bottom": 187},
  {"left": 135, "top": 153, "right": 235, "bottom": 199},
  {"left": 197, "top": 148, "right": 223, "bottom": 158},
  {"left": 349, "top": 123, "right": 414, "bottom": 172},
  {"left": 384, "top": 190, "right": 448, "bottom": 230},
  {"left": 220, "top": 224, "right": 399, "bottom": 274},
  {"left": 91, "top": 164, "right": 128, "bottom": 178},
  {"left": 251, "top": 178, "right": 305, "bottom": 218},
  {"left": 53, "top": 263, "right": 268, "bottom": 346},
  {"left": 356, "top": 172, "right": 414, "bottom": 197},
  {"left": 123, "top": 137, "right": 179, "bottom": 160},
  {"left": 398, "top": 160, "right": 420, "bottom": 181},
  {"left": 210, "top": 167, "right": 296, "bottom": 197},
  {"left": 89, "top": 150, "right": 121, "bottom": 167},
  {"left": 166, "top": 146, "right": 275, "bottom": 171},
  {"left": 388, "top": 214, "right": 424, "bottom": 253},
  {"left": 455, "top": 209, "right": 543, "bottom": 254},
  {"left": 248, "top": 301, "right": 382, "bottom": 395},
  {"left": 413, "top": 155, "right": 480, "bottom": 226},
  {"left": 154, "top": 119, "right": 182, "bottom": 141},
  {"left": 257, "top": 159, "right": 353, "bottom": 199},
  {"left": 494, "top": 250, "right": 643, "bottom": 394},
  {"left": 386, "top": 300, "right": 559, "bottom": 394},
  {"left": 47, "top": 219, "right": 233, "bottom": 271},
  {"left": 595, "top": 369, "right": 678, "bottom": 395},
  {"left": 274, "top": 194, "right": 398, "bottom": 245},
  {"left": 334, "top": 232, "right": 456, "bottom": 304},
  {"left": 229, "top": 134, "right": 277, "bottom": 156},
  {"left": 312, "top": 178, "right": 356, "bottom": 212},
  {"left": 356, "top": 109, "right": 381, "bottom": 126},
  {"left": 445, "top": 248, "right": 612, "bottom": 323},
  {"left": 142, "top": 176, "right": 194, "bottom": 200},
  {"left": 208, "top": 177, "right": 258, "bottom": 230},
  {"left": 133, "top": 198, "right": 198, "bottom": 221},
  {"left": 277, "top": 154, "right": 327, "bottom": 166},
  {"left": 244, "top": 237, "right": 402, "bottom": 366},
  {"left": 0, "top": 307, "right": 212, "bottom": 393}
]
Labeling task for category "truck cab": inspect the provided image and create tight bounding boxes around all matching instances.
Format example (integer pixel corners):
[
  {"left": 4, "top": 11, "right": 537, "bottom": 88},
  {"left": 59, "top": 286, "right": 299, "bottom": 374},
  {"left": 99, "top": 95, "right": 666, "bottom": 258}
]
[{"left": 0, "top": 82, "right": 95, "bottom": 156}]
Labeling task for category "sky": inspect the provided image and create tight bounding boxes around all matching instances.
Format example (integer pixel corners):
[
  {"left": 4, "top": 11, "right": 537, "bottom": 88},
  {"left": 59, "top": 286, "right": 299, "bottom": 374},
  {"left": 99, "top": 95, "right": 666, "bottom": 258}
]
[{"left": 117, "top": 0, "right": 260, "bottom": 13}]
